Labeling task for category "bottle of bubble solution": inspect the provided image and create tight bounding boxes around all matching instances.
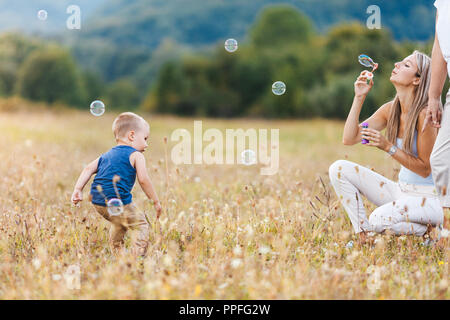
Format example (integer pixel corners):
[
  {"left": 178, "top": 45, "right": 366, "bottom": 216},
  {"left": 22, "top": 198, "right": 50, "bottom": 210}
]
[{"left": 362, "top": 122, "right": 369, "bottom": 144}]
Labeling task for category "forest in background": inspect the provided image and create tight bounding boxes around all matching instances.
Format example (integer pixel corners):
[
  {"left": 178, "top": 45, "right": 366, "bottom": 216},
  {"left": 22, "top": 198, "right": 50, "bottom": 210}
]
[{"left": 1, "top": 2, "right": 447, "bottom": 119}]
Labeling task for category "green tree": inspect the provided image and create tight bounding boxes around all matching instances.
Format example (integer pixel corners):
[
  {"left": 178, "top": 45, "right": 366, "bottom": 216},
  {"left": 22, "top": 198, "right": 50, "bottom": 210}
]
[
  {"left": 81, "top": 71, "right": 105, "bottom": 105},
  {"left": 16, "top": 47, "right": 86, "bottom": 106},
  {"left": 249, "top": 5, "right": 314, "bottom": 49},
  {"left": 0, "top": 33, "right": 43, "bottom": 96},
  {"left": 106, "top": 79, "right": 140, "bottom": 109}
]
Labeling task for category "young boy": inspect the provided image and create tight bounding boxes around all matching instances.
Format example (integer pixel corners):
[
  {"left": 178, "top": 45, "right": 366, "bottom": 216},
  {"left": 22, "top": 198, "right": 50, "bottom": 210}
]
[{"left": 71, "top": 112, "right": 162, "bottom": 257}]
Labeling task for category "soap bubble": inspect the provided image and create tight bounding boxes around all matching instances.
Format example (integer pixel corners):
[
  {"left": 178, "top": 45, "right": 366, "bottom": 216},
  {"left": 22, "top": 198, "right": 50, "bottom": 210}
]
[
  {"left": 241, "top": 149, "right": 256, "bottom": 166},
  {"left": 90, "top": 100, "right": 105, "bottom": 117},
  {"left": 107, "top": 198, "right": 123, "bottom": 216},
  {"left": 358, "top": 54, "right": 374, "bottom": 68},
  {"left": 224, "top": 39, "right": 238, "bottom": 53},
  {"left": 358, "top": 54, "right": 377, "bottom": 70},
  {"left": 272, "top": 81, "right": 286, "bottom": 95},
  {"left": 37, "top": 10, "right": 48, "bottom": 21}
]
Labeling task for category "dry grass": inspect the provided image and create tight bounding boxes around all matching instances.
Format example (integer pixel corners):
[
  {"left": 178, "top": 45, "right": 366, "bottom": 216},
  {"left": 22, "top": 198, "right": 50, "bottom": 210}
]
[{"left": 0, "top": 105, "right": 448, "bottom": 299}]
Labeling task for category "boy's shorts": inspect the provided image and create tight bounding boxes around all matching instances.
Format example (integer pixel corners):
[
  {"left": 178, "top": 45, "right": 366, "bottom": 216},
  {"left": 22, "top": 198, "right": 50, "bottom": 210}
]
[
  {"left": 93, "top": 202, "right": 148, "bottom": 230},
  {"left": 93, "top": 202, "right": 149, "bottom": 256}
]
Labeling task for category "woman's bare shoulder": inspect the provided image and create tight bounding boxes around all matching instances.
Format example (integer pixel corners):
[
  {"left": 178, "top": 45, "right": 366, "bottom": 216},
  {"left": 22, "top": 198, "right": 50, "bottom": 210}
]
[{"left": 376, "top": 100, "right": 394, "bottom": 119}]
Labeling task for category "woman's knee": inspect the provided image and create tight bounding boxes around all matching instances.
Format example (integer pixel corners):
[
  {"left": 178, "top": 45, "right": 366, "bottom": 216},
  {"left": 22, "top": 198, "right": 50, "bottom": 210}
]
[
  {"left": 329, "top": 159, "right": 352, "bottom": 181},
  {"left": 369, "top": 209, "right": 388, "bottom": 233}
]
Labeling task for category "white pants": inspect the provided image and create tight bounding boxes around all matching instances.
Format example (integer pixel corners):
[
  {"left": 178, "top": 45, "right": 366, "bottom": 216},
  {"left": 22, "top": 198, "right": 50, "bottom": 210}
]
[
  {"left": 430, "top": 89, "right": 450, "bottom": 207},
  {"left": 329, "top": 160, "right": 443, "bottom": 236}
]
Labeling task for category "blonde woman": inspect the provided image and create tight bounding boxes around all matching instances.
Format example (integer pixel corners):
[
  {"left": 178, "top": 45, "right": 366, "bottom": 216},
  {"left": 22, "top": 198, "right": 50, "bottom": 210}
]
[{"left": 329, "top": 51, "right": 443, "bottom": 242}]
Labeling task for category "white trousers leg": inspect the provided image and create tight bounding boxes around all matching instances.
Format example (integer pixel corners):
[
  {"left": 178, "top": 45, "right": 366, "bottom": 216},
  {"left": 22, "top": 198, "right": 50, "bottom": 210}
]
[
  {"left": 329, "top": 160, "right": 443, "bottom": 236},
  {"left": 430, "top": 89, "right": 450, "bottom": 207}
]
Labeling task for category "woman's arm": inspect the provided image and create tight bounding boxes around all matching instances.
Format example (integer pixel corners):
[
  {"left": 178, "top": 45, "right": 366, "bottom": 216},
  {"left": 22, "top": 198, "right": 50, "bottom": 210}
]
[
  {"left": 362, "top": 109, "right": 438, "bottom": 178},
  {"left": 343, "top": 71, "right": 390, "bottom": 145},
  {"left": 423, "top": 11, "right": 448, "bottom": 130}
]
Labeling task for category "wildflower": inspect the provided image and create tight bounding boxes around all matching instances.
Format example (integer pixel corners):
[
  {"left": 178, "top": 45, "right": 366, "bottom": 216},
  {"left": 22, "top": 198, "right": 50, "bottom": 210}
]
[
  {"left": 218, "top": 282, "right": 229, "bottom": 289},
  {"left": 259, "top": 246, "right": 271, "bottom": 255},
  {"left": 233, "top": 245, "right": 242, "bottom": 256},
  {"left": 177, "top": 211, "right": 185, "bottom": 220},
  {"left": 52, "top": 274, "right": 62, "bottom": 281},
  {"left": 231, "top": 258, "right": 242, "bottom": 269},
  {"left": 32, "top": 258, "right": 41, "bottom": 270},
  {"left": 438, "top": 279, "right": 448, "bottom": 291},
  {"left": 367, "top": 271, "right": 381, "bottom": 293},
  {"left": 162, "top": 255, "right": 173, "bottom": 267}
]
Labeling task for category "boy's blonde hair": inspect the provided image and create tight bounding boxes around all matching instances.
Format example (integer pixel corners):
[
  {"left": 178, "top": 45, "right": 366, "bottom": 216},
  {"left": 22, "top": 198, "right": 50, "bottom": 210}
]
[{"left": 112, "top": 112, "right": 148, "bottom": 140}]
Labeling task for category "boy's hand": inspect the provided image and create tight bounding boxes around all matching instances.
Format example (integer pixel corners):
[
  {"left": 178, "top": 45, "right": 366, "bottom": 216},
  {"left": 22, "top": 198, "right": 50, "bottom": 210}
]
[
  {"left": 154, "top": 202, "right": 162, "bottom": 219},
  {"left": 71, "top": 189, "right": 83, "bottom": 205}
]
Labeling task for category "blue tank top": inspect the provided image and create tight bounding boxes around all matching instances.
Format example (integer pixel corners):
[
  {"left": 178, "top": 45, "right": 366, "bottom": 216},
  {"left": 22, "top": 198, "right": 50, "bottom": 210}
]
[
  {"left": 90, "top": 145, "right": 137, "bottom": 206},
  {"left": 396, "top": 130, "right": 434, "bottom": 186}
]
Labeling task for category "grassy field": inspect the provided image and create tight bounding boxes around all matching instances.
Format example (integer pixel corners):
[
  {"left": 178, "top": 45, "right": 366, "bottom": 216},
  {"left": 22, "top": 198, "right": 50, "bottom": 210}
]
[{"left": 0, "top": 102, "right": 448, "bottom": 299}]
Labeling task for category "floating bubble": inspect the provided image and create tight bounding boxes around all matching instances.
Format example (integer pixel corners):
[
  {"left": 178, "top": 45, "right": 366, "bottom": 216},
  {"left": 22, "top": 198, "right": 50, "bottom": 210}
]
[
  {"left": 37, "top": 10, "right": 48, "bottom": 21},
  {"left": 241, "top": 149, "right": 256, "bottom": 166},
  {"left": 358, "top": 54, "right": 375, "bottom": 68},
  {"left": 272, "top": 81, "right": 286, "bottom": 95},
  {"left": 107, "top": 198, "right": 123, "bottom": 216},
  {"left": 90, "top": 100, "right": 105, "bottom": 116},
  {"left": 224, "top": 39, "right": 238, "bottom": 53},
  {"left": 358, "top": 54, "right": 378, "bottom": 72}
]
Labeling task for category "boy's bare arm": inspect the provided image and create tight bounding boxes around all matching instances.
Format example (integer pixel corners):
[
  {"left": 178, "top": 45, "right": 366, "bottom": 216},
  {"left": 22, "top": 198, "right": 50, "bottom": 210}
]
[
  {"left": 133, "top": 152, "right": 162, "bottom": 218},
  {"left": 71, "top": 157, "right": 99, "bottom": 204}
]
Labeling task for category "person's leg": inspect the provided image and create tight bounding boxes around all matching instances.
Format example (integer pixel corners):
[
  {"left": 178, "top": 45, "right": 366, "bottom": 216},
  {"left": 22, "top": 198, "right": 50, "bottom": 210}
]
[
  {"left": 122, "top": 203, "right": 150, "bottom": 257},
  {"left": 109, "top": 223, "right": 127, "bottom": 252},
  {"left": 430, "top": 90, "right": 450, "bottom": 208},
  {"left": 329, "top": 160, "right": 402, "bottom": 233},
  {"left": 93, "top": 204, "right": 127, "bottom": 254},
  {"left": 369, "top": 196, "right": 444, "bottom": 236}
]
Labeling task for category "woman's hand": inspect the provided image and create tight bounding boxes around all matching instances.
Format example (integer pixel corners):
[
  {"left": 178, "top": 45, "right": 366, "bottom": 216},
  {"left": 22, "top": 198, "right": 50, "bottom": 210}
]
[
  {"left": 361, "top": 128, "right": 391, "bottom": 152},
  {"left": 354, "top": 70, "right": 374, "bottom": 98}
]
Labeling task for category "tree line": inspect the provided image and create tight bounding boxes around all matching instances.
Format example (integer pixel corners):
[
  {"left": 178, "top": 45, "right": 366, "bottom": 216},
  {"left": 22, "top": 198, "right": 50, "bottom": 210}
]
[{"left": 1, "top": 5, "right": 446, "bottom": 119}]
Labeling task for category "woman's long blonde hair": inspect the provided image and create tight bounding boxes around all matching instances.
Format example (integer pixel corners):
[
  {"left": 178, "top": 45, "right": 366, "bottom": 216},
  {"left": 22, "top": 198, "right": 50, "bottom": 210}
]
[{"left": 385, "top": 51, "right": 433, "bottom": 155}]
